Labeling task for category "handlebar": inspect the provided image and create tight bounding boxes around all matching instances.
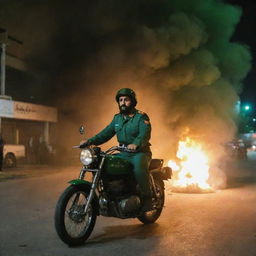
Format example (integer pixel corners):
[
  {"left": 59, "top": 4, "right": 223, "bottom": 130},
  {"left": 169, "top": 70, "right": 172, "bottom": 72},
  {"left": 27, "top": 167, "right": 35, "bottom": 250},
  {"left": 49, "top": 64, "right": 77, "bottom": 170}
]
[
  {"left": 104, "top": 145, "right": 137, "bottom": 154},
  {"left": 73, "top": 145, "right": 137, "bottom": 153}
]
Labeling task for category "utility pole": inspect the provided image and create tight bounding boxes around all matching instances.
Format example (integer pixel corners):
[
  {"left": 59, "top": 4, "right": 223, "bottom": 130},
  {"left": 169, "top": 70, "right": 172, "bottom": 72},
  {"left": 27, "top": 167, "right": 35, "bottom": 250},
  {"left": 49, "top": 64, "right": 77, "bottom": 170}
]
[
  {"left": 0, "top": 29, "right": 7, "bottom": 134},
  {"left": 0, "top": 28, "right": 7, "bottom": 96},
  {"left": 0, "top": 28, "right": 21, "bottom": 133},
  {"left": 0, "top": 28, "right": 23, "bottom": 134},
  {"left": 0, "top": 42, "right": 6, "bottom": 95},
  {"left": 0, "top": 28, "right": 23, "bottom": 96}
]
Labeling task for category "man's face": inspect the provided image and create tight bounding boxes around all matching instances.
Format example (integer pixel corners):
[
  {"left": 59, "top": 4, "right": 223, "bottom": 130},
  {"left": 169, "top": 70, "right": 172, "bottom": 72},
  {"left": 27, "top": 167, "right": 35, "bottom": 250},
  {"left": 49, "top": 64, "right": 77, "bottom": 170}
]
[
  {"left": 119, "top": 96, "right": 132, "bottom": 107},
  {"left": 118, "top": 96, "right": 132, "bottom": 114}
]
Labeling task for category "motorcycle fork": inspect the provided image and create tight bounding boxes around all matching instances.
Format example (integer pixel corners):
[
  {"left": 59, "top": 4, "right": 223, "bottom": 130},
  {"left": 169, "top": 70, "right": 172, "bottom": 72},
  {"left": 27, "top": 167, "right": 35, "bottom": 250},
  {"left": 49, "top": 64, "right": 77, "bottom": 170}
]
[
  {"left": 79, "top": 167, "right": 86, "bottom": 180},
  {"left": 149, "top": 174, "right": 157, "bottom": 198},
  {"left": 83, "top": 156, "right": 106, "bottom": 214}
]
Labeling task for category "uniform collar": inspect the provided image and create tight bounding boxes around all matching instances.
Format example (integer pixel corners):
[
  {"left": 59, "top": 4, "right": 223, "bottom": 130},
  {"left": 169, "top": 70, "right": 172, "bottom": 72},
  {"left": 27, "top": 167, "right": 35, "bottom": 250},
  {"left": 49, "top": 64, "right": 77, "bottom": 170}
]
[{"left": 122, "top": 108, "right": 137, "bottom": 119}]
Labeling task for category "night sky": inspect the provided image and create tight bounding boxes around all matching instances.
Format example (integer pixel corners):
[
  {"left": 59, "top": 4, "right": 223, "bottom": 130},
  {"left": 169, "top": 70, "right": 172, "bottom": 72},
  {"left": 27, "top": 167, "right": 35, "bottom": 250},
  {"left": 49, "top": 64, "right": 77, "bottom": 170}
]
[
  {"left": 0, "top": 0, "right": 256, "bottom": 106},
  {"left": 227, "top": 0, "right": 256, "bottom": 106},
  {"left": 1, "top": 0, "right": 255, "bottom": 108}
]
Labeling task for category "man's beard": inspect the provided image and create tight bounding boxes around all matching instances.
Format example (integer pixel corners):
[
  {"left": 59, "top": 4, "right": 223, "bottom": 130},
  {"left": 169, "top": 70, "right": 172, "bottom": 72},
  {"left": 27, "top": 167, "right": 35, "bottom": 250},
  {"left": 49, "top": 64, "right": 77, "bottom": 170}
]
[{"left": 119, "top": 105, "right": 133, "bottom": 115}]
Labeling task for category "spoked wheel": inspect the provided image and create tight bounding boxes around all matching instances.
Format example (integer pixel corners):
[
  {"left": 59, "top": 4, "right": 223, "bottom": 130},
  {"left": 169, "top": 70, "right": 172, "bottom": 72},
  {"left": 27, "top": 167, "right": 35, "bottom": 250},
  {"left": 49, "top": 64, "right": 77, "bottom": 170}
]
[
  {"left": 54, "top": 185, "right": 97, "bottom": 246},
  {"left": 137, "top": 179, "right": 165, "bottom": 224}
]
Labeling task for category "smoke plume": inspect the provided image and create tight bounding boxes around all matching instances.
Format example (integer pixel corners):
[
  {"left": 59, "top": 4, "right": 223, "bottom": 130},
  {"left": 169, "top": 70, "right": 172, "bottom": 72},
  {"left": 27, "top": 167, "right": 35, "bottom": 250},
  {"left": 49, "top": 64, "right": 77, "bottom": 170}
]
[{"left": 0, "top": 0, "right": 252, "bottom": 187}]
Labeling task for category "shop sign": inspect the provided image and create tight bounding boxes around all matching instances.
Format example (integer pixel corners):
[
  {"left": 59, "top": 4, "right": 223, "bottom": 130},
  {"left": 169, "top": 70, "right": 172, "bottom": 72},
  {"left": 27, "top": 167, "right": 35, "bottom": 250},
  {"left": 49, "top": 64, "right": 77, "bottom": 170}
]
[{"left": 13, "top": 101, "right": 57, "bottom": 122}]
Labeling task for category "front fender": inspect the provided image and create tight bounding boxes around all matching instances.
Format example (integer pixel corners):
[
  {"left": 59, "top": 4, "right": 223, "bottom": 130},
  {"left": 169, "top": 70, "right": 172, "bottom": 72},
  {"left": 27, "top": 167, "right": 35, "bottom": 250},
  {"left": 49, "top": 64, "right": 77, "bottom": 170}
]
[{"left": 68, "top": 179, "right": 92, "bottom": 186}]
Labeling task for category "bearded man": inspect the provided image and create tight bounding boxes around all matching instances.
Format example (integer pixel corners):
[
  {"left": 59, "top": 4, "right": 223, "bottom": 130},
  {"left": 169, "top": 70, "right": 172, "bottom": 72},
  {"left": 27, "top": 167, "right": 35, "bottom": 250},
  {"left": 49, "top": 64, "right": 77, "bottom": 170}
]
[{"left": 80, "top": 88, "right": 153, "bottom": 211}]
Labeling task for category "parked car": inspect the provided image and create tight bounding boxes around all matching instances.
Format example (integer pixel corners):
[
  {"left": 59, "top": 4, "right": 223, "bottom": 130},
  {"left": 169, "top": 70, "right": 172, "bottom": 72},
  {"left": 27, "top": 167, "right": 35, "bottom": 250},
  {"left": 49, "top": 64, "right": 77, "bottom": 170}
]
[
  {"left": 3, "top": 144, "right": 26, "bottom": 168},
  {"left": 225, "top": 139, "right": 247, "bottom": 160}
]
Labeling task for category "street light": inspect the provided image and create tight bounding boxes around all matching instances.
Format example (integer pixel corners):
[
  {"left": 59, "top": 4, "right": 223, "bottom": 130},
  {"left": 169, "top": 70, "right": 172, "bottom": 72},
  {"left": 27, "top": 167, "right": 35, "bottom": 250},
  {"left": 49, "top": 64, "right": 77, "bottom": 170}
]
[
  {"left": 239, "top": 103, "right": 254, "bottom": 133},
  {"left": 244, "top": 105, "right": 251, "bottom": 111}
]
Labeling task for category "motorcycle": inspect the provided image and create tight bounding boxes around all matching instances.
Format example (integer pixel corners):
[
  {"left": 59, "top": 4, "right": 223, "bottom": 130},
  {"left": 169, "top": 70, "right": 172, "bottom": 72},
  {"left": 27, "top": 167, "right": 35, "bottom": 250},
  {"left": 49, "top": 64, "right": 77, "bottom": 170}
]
[{"left": 54, "top": 126, "right": 172, "bottom": 246}]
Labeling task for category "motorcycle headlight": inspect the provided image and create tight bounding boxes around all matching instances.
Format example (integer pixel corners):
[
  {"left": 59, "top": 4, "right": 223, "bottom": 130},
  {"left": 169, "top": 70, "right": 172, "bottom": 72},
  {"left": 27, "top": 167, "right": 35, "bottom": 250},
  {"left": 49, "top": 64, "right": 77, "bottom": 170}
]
[{"left": 80, "top": 148, "right": 95, "bottom": 166}]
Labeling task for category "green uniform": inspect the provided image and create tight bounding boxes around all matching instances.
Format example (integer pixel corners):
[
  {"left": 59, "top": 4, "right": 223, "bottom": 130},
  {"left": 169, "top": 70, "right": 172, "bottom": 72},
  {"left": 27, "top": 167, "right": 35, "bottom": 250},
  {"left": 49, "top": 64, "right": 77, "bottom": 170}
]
[{"left": 88, "top": 109, "right": 152, "bottom": 197}]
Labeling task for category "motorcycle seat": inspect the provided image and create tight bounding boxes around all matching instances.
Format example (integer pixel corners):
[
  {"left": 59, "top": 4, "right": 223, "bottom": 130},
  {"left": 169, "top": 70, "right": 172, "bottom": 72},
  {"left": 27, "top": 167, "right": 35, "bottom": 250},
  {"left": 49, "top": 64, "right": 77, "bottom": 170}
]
[{"left": 148, "top": 159, "right": 164, "bottom": 170}]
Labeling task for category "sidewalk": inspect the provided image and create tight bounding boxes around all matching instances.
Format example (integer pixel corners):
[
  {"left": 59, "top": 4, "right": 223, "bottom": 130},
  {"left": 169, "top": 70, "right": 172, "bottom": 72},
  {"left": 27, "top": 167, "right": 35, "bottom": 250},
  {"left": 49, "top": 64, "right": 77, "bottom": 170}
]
[{"left": 0, "top": 164, "right": 79, "bottom": 182}]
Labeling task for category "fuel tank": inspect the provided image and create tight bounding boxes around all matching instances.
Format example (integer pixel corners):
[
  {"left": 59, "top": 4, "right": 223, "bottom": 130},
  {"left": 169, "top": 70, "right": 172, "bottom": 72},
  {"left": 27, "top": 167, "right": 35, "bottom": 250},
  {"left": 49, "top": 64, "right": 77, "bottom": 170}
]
[{"left": 102, "top": 155, "right": 133, "bottom": 175}]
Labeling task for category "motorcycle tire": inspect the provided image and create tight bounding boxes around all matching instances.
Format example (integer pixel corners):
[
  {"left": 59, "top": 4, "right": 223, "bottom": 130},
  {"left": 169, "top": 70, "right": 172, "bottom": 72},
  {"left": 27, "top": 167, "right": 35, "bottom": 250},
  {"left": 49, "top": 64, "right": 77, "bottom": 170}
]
[
  {"left": 54, "top": 185, "right": 97, "bottom": 246},
  {"left": 137, "top": 179, "right": 165, "bottom": 224}
]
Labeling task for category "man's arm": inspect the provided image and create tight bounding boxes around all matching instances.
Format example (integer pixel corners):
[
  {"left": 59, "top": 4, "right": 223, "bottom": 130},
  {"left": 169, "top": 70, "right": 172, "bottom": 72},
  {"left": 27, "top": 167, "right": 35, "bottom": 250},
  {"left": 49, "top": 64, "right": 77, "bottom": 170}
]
[
  {"left": 87, "top": 117, "right": 116, "bottom": 146},
  {"left": 132, "top": 114, "right": 151, "bottom": 148}
]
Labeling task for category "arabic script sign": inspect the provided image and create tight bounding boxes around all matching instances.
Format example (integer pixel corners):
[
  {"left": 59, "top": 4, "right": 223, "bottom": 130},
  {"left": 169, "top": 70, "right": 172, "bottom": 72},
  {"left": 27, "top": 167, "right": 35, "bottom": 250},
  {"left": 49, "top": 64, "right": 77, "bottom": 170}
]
[
  {"left": 0, "top": 99, "right": 57, "bottom": 122},
  {"left": 13, "top": 101, "right": 57, "bottom": 122}
]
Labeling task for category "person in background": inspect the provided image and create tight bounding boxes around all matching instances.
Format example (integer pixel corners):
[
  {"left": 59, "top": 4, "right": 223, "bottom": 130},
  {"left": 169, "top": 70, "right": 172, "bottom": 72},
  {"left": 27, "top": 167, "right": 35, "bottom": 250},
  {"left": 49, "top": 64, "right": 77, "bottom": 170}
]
[
  {"left": 28, "top": 136, "right": 35, "bottom": 164},
  {"left": 38, "top": 137, "right": 49, "bottom": 164},
  {"left": 0, "top": 134, "right": 5, "bottom": 171}
]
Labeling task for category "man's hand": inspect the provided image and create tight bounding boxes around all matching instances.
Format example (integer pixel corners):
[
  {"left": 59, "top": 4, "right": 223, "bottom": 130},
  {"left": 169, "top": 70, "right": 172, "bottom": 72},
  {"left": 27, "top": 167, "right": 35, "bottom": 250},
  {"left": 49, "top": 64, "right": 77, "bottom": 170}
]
[{"left": 127, "top": 144, "right": 137, "bottom": 150}]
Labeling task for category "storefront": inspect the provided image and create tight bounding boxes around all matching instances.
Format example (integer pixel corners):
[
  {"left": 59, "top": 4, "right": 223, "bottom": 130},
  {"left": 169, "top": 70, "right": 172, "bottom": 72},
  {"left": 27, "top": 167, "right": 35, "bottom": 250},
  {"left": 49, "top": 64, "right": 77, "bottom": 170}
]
[{"left": 0, "top": 98, "right": 57, "bottom": 148}]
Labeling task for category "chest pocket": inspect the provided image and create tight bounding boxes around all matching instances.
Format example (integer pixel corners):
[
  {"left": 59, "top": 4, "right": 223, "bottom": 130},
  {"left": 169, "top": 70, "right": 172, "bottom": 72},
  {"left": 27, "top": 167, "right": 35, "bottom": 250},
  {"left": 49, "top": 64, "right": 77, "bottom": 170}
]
[{"left": 127, "top": 121, "right": 139, "bottom": 136}]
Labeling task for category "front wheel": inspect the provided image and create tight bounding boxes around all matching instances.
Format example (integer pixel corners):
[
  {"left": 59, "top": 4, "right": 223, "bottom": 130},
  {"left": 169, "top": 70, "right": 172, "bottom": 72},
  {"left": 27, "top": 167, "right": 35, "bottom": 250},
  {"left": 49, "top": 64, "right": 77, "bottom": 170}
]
[
  {"left": 137, "top": 179, "right": 165, "bottom": 224},
  {"left": 54, "top": 185, "right": 97, "bottom": 246}
]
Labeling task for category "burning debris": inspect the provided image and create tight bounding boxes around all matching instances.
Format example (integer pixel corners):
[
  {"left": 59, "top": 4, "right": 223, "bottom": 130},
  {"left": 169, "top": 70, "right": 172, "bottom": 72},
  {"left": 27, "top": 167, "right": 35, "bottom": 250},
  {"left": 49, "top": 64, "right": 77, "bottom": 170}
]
[{"left": 168, "top": 138, "right": 213, "bottom": 193}]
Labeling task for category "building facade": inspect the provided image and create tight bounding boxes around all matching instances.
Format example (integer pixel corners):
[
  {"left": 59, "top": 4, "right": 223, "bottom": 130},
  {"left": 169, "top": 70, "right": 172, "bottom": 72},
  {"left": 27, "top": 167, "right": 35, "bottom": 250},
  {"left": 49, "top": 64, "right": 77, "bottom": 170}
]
[{"left": 0, "top": 99, "right": 57, "bottom": 146}]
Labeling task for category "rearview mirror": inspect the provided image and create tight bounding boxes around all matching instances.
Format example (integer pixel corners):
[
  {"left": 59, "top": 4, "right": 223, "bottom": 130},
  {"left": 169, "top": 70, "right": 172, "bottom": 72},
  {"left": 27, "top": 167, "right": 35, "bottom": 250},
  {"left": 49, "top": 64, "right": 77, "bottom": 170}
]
[{"left": 79, "top": 125, "right": 85, "bottom": 135}]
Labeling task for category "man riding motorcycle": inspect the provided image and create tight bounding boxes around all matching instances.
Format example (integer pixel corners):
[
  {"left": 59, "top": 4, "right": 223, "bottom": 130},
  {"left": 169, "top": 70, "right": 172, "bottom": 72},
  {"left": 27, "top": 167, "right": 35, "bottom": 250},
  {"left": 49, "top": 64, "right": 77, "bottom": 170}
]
[{"left": 80, "top": 88, "right": 153, "bottom": 211}]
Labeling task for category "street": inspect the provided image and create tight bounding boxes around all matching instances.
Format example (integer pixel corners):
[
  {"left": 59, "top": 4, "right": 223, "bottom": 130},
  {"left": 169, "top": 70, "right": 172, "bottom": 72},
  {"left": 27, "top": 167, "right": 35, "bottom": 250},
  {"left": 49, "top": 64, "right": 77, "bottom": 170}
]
[{"left": 0, "top": 160, "right": 256, "bottom": 256}]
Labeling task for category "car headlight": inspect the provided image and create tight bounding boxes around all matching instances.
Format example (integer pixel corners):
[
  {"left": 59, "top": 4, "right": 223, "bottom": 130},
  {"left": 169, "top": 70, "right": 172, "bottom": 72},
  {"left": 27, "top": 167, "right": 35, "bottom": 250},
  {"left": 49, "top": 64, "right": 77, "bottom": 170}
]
[{"left": 80, "top": 148, "right": 95, "bottom": 166}]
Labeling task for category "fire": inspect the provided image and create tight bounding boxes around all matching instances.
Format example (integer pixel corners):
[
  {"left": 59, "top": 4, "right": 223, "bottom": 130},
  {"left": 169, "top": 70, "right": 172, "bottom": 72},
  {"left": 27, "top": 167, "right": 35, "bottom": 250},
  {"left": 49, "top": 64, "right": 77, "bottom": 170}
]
[{"left": 168, "top": 137, "right": 213, "bottom": 192}]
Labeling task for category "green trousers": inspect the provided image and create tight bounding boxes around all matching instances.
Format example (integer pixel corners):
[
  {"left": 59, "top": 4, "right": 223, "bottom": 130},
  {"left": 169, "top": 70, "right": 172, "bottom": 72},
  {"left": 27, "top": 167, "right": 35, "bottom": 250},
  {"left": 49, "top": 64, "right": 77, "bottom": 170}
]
[{"left": 117, "top": 152, "right": 152, "bottom": 197}]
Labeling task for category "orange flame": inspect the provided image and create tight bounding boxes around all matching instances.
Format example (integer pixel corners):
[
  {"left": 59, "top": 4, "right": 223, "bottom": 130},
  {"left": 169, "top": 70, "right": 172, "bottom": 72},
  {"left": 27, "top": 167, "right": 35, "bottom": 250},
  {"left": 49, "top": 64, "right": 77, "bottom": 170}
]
[{"left": 168, "top": 137, "right": 212, "bottom": 192}]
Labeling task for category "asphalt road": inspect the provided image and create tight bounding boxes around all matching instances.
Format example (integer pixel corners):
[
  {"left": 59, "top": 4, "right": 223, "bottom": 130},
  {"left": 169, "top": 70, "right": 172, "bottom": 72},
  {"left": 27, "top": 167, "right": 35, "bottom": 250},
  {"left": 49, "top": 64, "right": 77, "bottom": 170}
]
[{"left": 0, "top": 160, "right": 256, "bottom": 256}]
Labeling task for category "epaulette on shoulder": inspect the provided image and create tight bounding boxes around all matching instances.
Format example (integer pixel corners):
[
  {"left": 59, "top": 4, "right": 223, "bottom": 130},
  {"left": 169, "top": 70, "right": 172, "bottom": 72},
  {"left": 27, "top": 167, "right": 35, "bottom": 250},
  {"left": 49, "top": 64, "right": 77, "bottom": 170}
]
[
  {"left": 137, "top": 110, "right": 145, "bottom": 115},
  {"left": 137, "top": 110, "right": 150, "bottom": 120}
]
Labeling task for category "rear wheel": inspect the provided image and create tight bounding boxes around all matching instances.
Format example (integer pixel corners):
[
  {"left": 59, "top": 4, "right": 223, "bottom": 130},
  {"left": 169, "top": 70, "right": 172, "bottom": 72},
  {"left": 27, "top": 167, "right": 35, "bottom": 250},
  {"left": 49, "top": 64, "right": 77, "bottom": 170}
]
[
  {"left": 137, "top": 179, "right": 165, "bottom": 224},
  {"left": 4, "top": 153, "right": 16, "bottom": 168},
  {"left": 54, "top": 185, "right": 97, "bottom": 246}
]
